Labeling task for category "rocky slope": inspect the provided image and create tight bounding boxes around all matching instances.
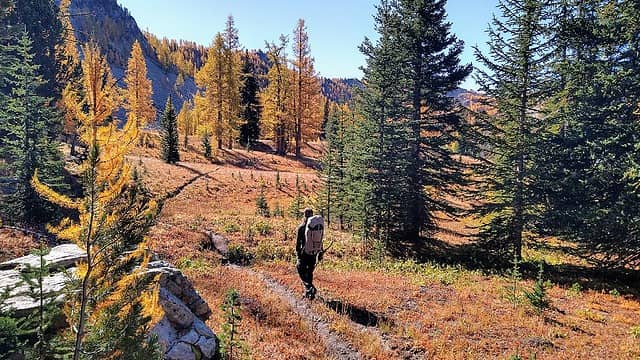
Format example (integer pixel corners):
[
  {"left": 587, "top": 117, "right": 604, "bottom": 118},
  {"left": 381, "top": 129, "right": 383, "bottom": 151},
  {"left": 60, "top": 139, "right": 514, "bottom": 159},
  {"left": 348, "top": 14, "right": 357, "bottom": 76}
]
[
  {"left": 58, "top": 0, "right": 196, "bottom": 117},
  {"left": 0, "top": 244, "right": 218, "bottom": 360}
]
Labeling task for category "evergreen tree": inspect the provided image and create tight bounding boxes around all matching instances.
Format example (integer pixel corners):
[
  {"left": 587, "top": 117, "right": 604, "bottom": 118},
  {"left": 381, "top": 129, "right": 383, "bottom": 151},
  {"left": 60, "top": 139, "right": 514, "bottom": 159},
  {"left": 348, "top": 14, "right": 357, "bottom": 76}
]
[
  {"left": 15, "top": 244, "right": 64, "bottom": 359},
  {"left": 239, "top": 54, "right": 261, "bottom": 148},
  {"left": 321, "top": 103, "right": 350, "bottom": 228},
  {"left": 396, "top": 0, "right": 471, "bottom": 241},
  {"left": 222, "top": 15, "right": 244, "bottom": 149},
  {"left": 161, "top": 97, "right": 180, "bottom": 164},
  {"left": 0, "top": 31, "right": 65, "bottom": 225},
  {"left": 349, "top": 0, "right": 471, "bottom": 246},
  {"left": 9, "top": 0, "right": 64, "bottom": 98},
  {"left": 536, "top": 0, "right": 640, "bottom": 267},
  {"left": 32, "top": 44, "right": 161, "bottom": 359},
  {"left": 473, "top": 0, "right": 555, "bottom": 260}
]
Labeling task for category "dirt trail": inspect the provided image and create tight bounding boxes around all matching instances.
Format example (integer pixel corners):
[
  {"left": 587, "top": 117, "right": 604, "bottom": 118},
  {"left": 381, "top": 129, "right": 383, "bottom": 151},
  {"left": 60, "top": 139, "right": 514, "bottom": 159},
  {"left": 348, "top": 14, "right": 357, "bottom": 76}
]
[
  {"left": 228, "top": 264, "right": 365, "bottom": 360},
  {"left": 150, "top": 161, "right": 374, "bottom": 359},
  {"left": 204, "top": 230, "right": 363, "bottom": 359}
]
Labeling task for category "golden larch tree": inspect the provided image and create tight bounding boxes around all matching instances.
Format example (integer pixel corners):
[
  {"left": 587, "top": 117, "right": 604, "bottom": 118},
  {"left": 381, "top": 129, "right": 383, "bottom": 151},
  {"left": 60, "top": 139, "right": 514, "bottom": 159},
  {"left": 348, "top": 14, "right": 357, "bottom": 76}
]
[
  {"left": 177, "top": 99, "right": 195, "bottom": 149},
  {"left": 261, "top": 35, "right": 294, "bottom": 156},
  {"left": 292, "top": 19, "right": 323, "bottom": 157},
  {"left": 196, "top": 33, "right": 226, "bottom": 150},
  {"left": 32, "top": 43, "right": 161, "bottom": 359},
  {"left": 125, "top": 40, "right": 155, "bottom": 142}
]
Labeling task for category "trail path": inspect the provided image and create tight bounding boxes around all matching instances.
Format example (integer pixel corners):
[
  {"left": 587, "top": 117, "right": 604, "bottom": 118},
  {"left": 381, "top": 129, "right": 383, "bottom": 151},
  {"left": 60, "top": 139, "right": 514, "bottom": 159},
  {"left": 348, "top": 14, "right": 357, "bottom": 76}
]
[
  {"left": 228, "top": 264, "right": 365, "bottom": 360},
  {"left": 207, "top": 232, "right": 364, "bottom": 359},
  {"left": 149, "top": 158, "right": 417, "bottom": 359}
]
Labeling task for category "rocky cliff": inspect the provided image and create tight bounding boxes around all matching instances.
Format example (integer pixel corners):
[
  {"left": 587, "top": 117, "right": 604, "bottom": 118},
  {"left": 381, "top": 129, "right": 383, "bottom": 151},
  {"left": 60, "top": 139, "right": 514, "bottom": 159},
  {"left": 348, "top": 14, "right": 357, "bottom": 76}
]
[{"left": 57, "top": 0, "right": 197, "bottom": 118}]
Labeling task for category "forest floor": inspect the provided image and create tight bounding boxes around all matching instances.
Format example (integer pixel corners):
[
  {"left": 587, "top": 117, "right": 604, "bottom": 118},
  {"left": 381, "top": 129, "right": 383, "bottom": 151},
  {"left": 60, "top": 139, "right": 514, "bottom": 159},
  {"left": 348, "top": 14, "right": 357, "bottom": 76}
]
[{"left": 3, "top": 136, "right": 640, "bottom": 359}]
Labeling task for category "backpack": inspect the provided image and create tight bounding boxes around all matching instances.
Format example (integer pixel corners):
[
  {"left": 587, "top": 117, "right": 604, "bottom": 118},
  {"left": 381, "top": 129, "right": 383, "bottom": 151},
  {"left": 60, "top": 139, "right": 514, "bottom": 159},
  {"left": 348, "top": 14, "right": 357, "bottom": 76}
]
[{"left": 304, "top": 215, "right": 324, "bottom": 255}]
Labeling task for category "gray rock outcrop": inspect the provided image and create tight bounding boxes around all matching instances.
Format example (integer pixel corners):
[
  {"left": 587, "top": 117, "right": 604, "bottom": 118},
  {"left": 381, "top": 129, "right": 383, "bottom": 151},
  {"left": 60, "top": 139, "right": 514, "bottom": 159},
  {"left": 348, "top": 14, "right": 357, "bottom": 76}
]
[{"left": 0, "top": 244, "right": 217, "bottom": 360}]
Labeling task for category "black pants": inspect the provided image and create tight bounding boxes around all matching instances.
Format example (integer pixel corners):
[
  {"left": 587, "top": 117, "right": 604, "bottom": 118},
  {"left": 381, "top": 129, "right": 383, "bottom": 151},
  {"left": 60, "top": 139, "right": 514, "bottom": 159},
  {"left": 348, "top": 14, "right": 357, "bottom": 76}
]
[{"left": 296, "top": 253, "right": 317, "bottom": 297}]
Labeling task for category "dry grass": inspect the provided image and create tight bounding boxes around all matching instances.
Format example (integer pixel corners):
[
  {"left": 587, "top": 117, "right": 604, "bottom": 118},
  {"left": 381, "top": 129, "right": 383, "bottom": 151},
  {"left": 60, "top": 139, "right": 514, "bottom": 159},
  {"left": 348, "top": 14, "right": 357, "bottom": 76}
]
[
  {"left": 257, "top": 261, "right": 640, "bottom": 359},
  {"left": 187, "top": 265, "right": 329, "bottom": 360},
  {"left": 0, "top": 228, "right": 38, "bottom": 262},
  {"left": 3, "top": 140, "right": 635, "bottom": 359}
]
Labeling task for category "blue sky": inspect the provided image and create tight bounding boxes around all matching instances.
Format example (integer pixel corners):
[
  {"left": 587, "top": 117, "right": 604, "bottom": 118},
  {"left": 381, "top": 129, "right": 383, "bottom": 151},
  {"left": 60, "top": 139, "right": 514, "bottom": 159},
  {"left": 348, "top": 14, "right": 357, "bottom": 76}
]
[{"left": 117, "top": 0, "right": 499, "bottom": 89}]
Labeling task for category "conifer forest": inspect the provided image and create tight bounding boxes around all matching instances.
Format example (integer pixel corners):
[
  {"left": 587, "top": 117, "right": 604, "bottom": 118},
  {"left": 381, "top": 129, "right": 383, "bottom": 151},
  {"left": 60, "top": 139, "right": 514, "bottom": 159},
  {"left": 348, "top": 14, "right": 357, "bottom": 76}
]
[{"left": 1, "top": 0, "right": 640, "bottom": 359}]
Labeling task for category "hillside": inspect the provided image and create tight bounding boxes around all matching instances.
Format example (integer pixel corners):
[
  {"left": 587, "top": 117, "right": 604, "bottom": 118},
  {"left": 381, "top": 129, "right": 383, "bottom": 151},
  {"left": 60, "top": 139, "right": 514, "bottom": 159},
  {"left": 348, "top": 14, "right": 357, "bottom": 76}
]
[
  {"left": 59, "top": 0, "right": 196, "bottom": 114},
  {"left": 61, "top": 0, "right": 477, "bottom": 118}
]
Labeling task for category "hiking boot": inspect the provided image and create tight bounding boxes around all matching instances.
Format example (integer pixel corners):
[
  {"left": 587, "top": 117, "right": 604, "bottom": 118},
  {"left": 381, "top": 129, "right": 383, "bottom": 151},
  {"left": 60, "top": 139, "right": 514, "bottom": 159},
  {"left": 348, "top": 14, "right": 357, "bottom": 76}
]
[{"left": 306, "top": 286, "right": 317, "bottom": 300}]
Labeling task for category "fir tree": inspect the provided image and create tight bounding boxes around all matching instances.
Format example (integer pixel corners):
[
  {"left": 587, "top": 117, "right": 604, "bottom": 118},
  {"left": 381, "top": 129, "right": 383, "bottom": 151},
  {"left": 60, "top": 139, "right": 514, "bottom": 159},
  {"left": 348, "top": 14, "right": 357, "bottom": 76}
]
[
  {"left": 161, "top": 97, "right": 180, "bottom": 164},
  {"left": 349, "top": 0, "right": 471, "bottom": 246},
  {"left": 255, "top": 184, "right": 270, "bottom": 217},
  {"left": 0, "top": 31, "right": 65, "bottom": 225},
  {"left": 535, "top": 0, "right": 640, "bottom": 267},
  {"left": 473, "top": 0, "right": 555, "bottom": 260},
  {"left": 202, "top": 130, "right": 212, "bottom": 159},
  {"left": 9, "top": 0, "right": 64, "bottom": 97},
  {"left": 321, "top": 103, "right": 349, "bottom": 228},
  {"left": 222, "top": 15, "right": 244, "bottom": 149},
  {"left": 15, "top": 244, "right": 64, "bottom": 359},
  {"left": 239, "top": 53, "right": 261, "bottom": 148}
]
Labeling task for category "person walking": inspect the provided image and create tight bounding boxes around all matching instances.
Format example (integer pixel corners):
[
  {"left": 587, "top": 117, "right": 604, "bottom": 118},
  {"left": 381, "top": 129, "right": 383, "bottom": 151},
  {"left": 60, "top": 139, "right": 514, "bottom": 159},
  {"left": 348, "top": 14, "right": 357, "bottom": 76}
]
[{"left": 296, "top": 208, "right": 323, "bottom": 299}]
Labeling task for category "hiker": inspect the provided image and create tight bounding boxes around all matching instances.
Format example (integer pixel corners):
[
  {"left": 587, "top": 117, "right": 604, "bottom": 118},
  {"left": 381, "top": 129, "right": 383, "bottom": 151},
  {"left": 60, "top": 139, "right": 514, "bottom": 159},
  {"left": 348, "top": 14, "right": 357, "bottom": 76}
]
[{"left": 296, "top": 208, "right": 324, "bottom": 299}]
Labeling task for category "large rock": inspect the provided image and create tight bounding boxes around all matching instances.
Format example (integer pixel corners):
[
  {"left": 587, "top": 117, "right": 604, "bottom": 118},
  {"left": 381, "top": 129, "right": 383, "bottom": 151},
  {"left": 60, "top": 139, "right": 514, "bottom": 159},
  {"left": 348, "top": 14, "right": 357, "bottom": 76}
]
[
  {"left": 0, "top": 244, "right": 218, "bottom": 360},
  {"left": 0, "top": 244, "right": 86, "bottom": 271}
]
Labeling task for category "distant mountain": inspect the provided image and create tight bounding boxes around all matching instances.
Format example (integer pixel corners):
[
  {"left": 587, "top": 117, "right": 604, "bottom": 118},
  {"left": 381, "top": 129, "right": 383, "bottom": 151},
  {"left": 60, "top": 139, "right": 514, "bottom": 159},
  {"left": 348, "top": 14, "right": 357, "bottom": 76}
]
[
  {"left": 321, "top": 78, "right": 363, "bottom": 103},
  {"left": 57, "top": 0, "right": 477, "bottom": 119},
  {"left": 58, "top": 0, "right": 196, "bottom": 118}
]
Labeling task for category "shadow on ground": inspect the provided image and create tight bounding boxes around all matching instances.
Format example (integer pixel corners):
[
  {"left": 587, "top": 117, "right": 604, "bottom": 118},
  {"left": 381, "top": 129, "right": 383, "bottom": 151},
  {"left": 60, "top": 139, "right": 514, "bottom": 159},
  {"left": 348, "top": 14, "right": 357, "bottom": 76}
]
[
  {"left": 395, "top": 236, "right": 640, "bottom": 297},
  {"left": 319, "top": 297, "right": 388, "bottom": 327}
]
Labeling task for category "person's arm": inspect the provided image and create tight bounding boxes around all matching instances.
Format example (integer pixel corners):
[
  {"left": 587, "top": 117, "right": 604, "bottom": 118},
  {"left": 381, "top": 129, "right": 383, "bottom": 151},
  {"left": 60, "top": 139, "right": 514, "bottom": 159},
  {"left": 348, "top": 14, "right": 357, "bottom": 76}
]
[{"left": 296, "top": 224, "right": 304, "bottom": 256}]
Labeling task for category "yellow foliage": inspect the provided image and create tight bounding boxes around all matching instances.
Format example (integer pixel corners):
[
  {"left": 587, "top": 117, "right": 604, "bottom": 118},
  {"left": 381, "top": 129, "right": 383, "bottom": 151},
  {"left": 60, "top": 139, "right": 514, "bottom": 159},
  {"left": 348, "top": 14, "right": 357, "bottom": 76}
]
[
  {"left": 125, "top": 40, "right": 156, "bottom": 139},
  {"left": 195, "top": 29, "right": 244, "bottom": 150},
  {"left": 33, "top": 43, "right": 160, "bottom": 356},
  {"left": 31, "top": 170, "right": 79, "bottom": 209}
]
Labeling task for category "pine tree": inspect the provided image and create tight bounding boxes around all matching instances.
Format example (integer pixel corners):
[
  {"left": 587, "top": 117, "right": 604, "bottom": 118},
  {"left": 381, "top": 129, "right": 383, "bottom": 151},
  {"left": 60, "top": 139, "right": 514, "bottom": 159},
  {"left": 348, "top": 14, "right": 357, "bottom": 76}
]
[
  {"left": 0, "top": 31, "right": 65, "bottom": 225},
  {"left": 292, "top": 19, "right": 323, "bottom": 157},
  {"left": 222, "top": 15, "right": 244, "bottom": 149},
  {"left": 473, "top": 0, "right": 555, "bottom": 260},
  {"left": 124, "top": 40, "right": 155, "bottom": 144},
  {"left": 161, "top": 97, "right": 180, "bottom": 164},
  {"left": 536, "top": 0, "right": 640, "bottom": 266},
  {"left": 239, "top": 53, "right": 261, "bottom": 148},
  {"left": 31, "top": 43, "right": 161, "bottom": 359},
  {"left": 349, "top": 0, "right": 471, "bottom": 246}
]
